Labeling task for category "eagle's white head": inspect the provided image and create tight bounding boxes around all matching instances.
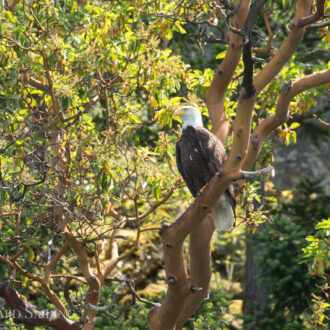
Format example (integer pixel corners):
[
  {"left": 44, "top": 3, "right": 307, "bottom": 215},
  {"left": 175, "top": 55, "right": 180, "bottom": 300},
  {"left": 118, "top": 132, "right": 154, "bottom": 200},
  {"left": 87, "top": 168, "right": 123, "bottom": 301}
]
[{"left": 174, "top": 106, "right": 203, "bottom": 130}]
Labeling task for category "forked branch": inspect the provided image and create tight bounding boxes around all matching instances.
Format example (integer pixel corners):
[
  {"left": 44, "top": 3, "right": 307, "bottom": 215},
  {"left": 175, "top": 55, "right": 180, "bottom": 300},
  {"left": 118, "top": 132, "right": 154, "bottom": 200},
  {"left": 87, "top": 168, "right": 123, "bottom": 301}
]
[{"left": 149, "top": 1, "right": 327, "bottom": 329}]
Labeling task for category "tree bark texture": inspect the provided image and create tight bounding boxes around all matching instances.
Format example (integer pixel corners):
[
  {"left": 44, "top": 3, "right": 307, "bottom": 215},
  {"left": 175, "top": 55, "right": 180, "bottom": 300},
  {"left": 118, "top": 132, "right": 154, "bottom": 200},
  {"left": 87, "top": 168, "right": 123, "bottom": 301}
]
[{"left": 148, "top": 0, "right": 330, "bottom": 329}]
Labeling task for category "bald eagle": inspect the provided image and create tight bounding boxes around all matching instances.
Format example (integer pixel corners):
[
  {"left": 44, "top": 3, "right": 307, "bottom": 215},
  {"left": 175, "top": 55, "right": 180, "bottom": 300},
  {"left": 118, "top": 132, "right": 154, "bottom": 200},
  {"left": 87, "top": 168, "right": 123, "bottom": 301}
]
[{"left": 174, "top": 106, "right": 235, "bottom": 232}]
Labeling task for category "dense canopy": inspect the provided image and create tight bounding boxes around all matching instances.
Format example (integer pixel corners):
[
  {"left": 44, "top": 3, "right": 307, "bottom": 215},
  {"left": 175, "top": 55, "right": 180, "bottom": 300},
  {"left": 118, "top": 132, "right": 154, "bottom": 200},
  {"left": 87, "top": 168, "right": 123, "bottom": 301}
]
[{"left": 0, "top": 1, "right": 329, "bottom": 329}]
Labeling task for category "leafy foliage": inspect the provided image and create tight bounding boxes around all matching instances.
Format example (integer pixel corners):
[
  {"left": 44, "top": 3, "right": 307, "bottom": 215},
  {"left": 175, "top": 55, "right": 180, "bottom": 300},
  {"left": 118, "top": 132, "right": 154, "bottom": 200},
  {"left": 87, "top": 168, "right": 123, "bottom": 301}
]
[
  {"left": 244, "top": 179, "right": 330, "bottom": 329},
  {"left": 0, "top": 0, "right": 192, "bottom": 325},
  {"left": 302, "top": 219, "right": 330, "bottom": 327}
]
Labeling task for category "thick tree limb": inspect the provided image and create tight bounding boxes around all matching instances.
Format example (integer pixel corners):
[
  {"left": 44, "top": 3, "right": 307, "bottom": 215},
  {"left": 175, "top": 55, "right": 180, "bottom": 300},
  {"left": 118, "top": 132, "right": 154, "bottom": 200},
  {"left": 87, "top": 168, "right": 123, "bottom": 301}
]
[
  {"left": 226, "top": 0, "right": 314, "bottom": 175},
  {"left": 254, "top": 0, "right": 313, "bottom": 94},
  {"left": 206, "top": 0, "right": 251, "bottom": 143},
  {"left": 0, "top": 283, "right": 82, "bottom": 330},
  {"left": 243, "top": 69, "right": 330, "bottom": 171},
  {"left": 175, "top": 215, "right": 215, "bottom": 329},
  {"left": 148, "top": 160, "right": 274, "bottom": 329}
]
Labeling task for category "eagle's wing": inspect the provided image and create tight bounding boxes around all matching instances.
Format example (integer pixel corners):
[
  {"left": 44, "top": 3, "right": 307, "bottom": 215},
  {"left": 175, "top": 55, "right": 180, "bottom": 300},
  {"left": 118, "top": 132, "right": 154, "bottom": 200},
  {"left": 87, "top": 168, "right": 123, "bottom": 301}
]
[
  {"left": 194, "top": 127, "right": 227, "bottom": 173},
  {"left": 195, "top": 127, "right": 236, "bottom": 217},
  {"left": 176, "top": 140, "right": 198, "bottom": 196}
]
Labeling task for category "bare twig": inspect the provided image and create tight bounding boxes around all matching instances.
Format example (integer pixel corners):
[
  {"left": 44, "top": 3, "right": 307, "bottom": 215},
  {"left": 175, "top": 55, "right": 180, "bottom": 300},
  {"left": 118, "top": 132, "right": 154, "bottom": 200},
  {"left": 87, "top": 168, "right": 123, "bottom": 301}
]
[
  {"left": 307, "top": 19, "right": 330, "bottom": 29},
  {"left": 312, "top": 113, "right": 330, "bottom": 126},
  {"left": 239, "top": 166, "right": 273, "bottom": 179},
  {"left": 252, "top": 0, "right": 275, "bottom": 56}
]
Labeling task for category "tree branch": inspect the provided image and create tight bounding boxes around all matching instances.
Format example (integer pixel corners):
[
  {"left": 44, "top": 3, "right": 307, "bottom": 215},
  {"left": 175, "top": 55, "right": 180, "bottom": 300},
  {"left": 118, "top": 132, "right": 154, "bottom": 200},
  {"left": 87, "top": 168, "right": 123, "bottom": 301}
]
[
  {"left": 242, "top": 69, "right": 330, "bottom": 171},
  {"left": 254, "top": 0, "right": 313, "bottom": 94},
  {"left": 297, "top": 0, "right": 326, "bottom": 27},
  {"left": 0, "top": 283, "right": 82, "bottom": 330},
  {"left": 65, "top": 230, "right": 101, "bottom": 330},
  {"left": 148, "top": 160, "right": 274, "bottom": 329},
  {"left": 307, "top": 19, "right": 330, "bottom": 29},
  {"left": 252, "top": 0, "right": 275, "bottom": 56},
  {"left": 206, "top": 0, "right": 251, "bottom": 143},
  {"left": 224, "top": 0, "right": 314, "bottom": 175},
  {"left": 175, "top": 215, "right": 215, "bottom": 329},
  {"left": 240, "top": 166, "right": 273, "bottom": 179}
]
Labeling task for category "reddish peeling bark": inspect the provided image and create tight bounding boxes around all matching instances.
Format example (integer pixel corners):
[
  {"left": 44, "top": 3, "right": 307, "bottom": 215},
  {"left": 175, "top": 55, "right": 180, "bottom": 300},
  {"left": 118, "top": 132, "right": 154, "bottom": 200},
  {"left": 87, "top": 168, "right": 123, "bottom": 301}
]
[
  {"left": 243, "top": 69, "right": 330, "bottom": 171},
  {"left": 206, "top": 0, "right": 251, "bottom": 143},
  {"left": 148, "top": 1, "right": 329, "bottom": 329}
]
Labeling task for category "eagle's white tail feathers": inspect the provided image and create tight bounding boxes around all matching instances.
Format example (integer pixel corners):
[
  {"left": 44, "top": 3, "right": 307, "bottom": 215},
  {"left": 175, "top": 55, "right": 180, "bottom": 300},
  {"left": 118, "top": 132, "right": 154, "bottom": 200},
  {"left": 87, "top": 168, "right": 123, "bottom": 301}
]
[{"left": 211, "top": 194, "right": 234, "bottom": 232}]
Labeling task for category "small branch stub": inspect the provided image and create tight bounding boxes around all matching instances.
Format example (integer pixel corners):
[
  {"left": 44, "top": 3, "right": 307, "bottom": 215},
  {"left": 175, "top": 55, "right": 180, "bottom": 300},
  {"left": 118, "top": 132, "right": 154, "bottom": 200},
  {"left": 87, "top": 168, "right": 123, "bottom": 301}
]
[
  {"left": 251, "top": 134, "right": 260, "bottom": 147},
  {"left": 159, "top": 222, "right": 169, "bottom": 234},
  {"left": 281, "top": 80, "right": 293, "bottom": 94},
  {"left": 167, "top": 276, "right": 176, "bottom": 284},
  {"left": 190, "top": 284, "right": 203, "bottom": 293},
  {"left": 240, "top": 166, "right": 273, "bottom": 179}
]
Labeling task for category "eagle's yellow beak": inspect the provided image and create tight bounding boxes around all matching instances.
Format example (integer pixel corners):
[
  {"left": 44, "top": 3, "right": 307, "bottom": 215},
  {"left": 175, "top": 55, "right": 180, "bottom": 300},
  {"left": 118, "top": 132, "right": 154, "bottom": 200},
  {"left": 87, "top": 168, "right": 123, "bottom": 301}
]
[{"left": 173, "top": 108, "right": 186, "bottom": 116}]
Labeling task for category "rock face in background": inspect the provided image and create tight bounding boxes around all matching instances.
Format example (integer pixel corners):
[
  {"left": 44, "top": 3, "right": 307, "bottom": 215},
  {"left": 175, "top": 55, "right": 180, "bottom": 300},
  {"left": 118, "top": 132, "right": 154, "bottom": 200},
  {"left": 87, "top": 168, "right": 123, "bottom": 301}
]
[
  {"left": 272, "top": 97, "right": 330, "bottom": 195},
  {"left": 273, "top": 134, "right": 330, "bottom": 195}
]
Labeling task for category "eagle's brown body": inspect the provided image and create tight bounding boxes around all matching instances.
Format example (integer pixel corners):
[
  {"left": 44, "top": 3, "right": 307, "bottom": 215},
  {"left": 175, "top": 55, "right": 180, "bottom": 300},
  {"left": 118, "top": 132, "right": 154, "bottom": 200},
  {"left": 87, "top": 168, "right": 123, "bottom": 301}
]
[{"left": 176, "top": 125, "right": 236, "bottom": 218}]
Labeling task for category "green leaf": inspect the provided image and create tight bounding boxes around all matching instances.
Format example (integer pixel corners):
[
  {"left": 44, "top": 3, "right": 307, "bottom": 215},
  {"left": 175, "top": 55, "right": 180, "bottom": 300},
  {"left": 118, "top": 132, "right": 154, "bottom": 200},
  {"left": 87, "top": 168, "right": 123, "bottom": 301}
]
[
  {"left": 153, "top": 186, "right": 160, "bottom": 201},
  {"left": 174, "top": 21, "right": 186, "bottom": 34},
  {"left": 290, "top": 122, "right": 300, "bottom": 129},
  {"left": 29, "top": 248, "right": 35, "bottom": 261},
  {"left": 216, "top": 51, "right": 226, "bottom": 60}
]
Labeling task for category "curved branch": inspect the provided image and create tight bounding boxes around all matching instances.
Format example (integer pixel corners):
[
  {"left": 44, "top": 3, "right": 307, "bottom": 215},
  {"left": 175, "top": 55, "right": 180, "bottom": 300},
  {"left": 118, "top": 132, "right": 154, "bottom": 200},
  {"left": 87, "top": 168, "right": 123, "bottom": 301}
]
[
  {"left": 298, "top": 0, "right": 326, "bottom": 27},
  {"left": 243, "top": 69, "right": 330, "bottom": 171},
  {"left": 252, "top": 0, "right": 275, "bottom": 56},
  {"left": 1, "top": 251, "right": 68, "bottom": 315},
  {"left": 224, "top": 0, "right": 314, "bottom": 174},
  {"left": 254, "top": 0, "right": 313, "bottom": 94},
  {"left": 65, "top": 230, "right": 101, "bottom": 330}
]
